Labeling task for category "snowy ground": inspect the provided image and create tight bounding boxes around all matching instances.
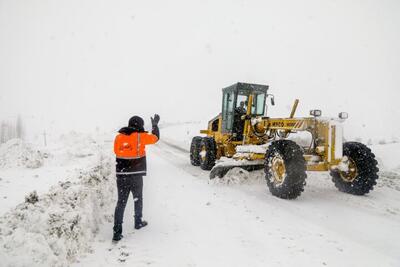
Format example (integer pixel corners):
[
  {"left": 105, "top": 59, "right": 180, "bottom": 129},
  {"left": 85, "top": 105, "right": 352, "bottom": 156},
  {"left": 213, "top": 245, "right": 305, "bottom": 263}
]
[{"left": 0, "top": 123, "right": 400, "bottom": 266}]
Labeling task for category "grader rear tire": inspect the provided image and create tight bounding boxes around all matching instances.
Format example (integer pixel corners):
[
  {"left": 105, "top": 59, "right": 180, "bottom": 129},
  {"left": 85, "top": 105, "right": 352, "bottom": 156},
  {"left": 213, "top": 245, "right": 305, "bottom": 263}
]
[
  {"left": 264, "top": 140, "right": 307, "bottom": 199},
  {"left": 199, "top": 137, "right": 217, "bottom": 170},
  {"left": 190, "top": 136, "right": 202, "bottom": 166},
  {"left": 330, "top": 142, "right": 379, "bottom": 195}
]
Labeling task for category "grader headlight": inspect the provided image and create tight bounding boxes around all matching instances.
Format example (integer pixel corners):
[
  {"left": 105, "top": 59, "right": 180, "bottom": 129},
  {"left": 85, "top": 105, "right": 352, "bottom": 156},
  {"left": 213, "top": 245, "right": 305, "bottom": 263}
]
[
  {"left": 338, "top": 112, "right": 348, "bottom": 119},
  {"left": 310, "top": 109, "right": 322, "bottom": 117}
]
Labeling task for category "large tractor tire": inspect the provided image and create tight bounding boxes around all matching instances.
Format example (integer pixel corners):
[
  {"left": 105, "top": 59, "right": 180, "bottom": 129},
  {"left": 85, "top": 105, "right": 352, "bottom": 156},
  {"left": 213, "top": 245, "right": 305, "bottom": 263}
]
[
  {"left": 330, "top": 142, "right": 379, "bottom": 195},
  {"left": 190, "top": 136, "right": 203, "bottom": 166},
  {"left": 199, "top": 137, "right": 217, "bottom": 170},
  {"left": 264, "top": 140, "right": 307, "bottom": 199}
]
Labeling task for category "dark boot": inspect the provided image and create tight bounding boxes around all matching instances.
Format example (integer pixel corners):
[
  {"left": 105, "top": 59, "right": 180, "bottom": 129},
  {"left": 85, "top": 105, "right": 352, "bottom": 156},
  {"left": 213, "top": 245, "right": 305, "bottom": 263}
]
[
  {"left": 112, "top": 224, "right": 123, "bottom": 241},
  {"left": 134, "top": 217, "right": 148, "bottom": 230}
]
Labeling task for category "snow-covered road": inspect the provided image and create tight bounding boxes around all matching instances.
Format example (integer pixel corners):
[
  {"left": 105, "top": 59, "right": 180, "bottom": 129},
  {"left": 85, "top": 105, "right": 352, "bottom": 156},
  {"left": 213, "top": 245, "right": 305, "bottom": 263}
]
[
  {"left": 74, "top": 141, "right": 400, "bottom": 267},
  {"left": 1, "top": 128, "right": 399, "bottom": 267}
]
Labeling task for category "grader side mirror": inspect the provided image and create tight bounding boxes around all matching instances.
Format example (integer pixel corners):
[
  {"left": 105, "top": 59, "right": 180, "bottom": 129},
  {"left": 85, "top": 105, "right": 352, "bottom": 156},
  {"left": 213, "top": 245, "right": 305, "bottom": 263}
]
[{"left": 267, "top": 94, "right": 275, "bottom": 106}]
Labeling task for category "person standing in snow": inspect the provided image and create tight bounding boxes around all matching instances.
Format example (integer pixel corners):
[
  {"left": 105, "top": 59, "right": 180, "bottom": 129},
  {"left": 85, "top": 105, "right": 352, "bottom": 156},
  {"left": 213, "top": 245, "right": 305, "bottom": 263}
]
[{"left": 112, "top": 114, "right": 160, "bottom": 241}]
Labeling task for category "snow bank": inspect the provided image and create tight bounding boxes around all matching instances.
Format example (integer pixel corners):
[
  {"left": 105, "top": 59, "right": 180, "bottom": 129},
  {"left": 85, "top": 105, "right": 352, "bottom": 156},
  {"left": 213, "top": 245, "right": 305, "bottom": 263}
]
[
  {"left": 0, "top": 139, "right": 45, "bottom": 169},
  {"left": 37, "top": 131, "right": 106, "bottom": 168},
  {"left": 0, "top": 153, "right": 115, "bottom": 267},
  {"left": 58, "top": 131, "right": 99, "bottom": 158}
]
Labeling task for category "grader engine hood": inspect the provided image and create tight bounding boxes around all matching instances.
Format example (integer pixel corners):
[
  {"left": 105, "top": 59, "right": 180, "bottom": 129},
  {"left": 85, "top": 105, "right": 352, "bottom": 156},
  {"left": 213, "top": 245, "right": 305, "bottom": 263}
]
[{"left": 251, "top": 115, "right": 347, "bottom": 167}]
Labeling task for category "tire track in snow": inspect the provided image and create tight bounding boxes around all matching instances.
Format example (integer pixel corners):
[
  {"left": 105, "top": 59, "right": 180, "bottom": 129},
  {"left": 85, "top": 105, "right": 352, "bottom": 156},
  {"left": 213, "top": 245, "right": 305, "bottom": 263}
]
[{"left": 155, "top": 141, "right": 209, "bottom": 179}]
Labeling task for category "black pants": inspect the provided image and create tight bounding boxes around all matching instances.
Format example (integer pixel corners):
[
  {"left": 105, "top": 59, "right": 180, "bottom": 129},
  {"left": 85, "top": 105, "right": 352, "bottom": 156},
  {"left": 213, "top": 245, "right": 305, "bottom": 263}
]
[{"left": 114, "top": 174, "right": 143, "bottom": 226}]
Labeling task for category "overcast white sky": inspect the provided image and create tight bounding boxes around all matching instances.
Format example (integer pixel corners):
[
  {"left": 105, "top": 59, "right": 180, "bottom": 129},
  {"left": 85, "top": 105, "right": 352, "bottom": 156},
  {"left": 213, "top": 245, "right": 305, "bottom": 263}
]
[{"left": 1, "top": 0, "right": 399, "bottom": 141}]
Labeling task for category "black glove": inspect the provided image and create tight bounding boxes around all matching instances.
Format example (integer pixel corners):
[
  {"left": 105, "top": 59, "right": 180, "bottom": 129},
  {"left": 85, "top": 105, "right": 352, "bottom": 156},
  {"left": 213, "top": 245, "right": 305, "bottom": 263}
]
[{"left": 151, "top": 114, "right": 160, "bottom": 126}]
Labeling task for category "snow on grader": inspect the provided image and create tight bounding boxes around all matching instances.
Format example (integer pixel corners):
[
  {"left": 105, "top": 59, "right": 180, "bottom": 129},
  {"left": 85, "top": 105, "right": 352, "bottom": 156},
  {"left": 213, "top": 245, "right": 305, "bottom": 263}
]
[{"left": 190, "top": 82, "right": 379, "bottom": 199}]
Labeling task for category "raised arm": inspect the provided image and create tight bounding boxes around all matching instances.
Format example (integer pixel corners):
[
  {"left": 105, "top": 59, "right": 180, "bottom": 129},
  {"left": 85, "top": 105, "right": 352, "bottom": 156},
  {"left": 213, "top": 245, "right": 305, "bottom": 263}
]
[
  {"left": 150, "top": 114, "right": 160, "bottom": 140},
  {"left": 142, "top": 114, "right": 160, "bottom": 145},
  {"left": 151, "top": 124, "right": 160, "bottom": 140},
  {"left": 142, "top": 132, "right": 159, "bottom": 145}
]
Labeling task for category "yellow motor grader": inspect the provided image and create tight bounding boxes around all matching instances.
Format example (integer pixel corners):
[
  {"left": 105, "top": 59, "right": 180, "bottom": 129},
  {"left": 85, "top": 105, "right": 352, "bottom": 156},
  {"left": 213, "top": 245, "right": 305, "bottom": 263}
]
[{"left": 190, "top": 82, "right": 379, "bottom": 199}]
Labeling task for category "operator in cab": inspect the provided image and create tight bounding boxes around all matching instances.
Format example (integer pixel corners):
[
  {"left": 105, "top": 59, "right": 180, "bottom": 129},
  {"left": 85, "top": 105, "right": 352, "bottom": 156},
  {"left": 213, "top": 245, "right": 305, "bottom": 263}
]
[
  {"left": 233, "top": 101, "right": 247, "bottom": 140},
  {"left": 235, "top": 101, "right": 247, "bottom": 114}
]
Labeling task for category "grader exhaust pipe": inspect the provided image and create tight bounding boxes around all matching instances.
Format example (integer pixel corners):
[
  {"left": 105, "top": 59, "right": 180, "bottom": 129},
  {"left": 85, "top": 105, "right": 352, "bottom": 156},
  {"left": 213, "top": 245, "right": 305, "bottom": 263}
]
[{"left": 289, "top": 99, "right": 299, "bottom": 118}]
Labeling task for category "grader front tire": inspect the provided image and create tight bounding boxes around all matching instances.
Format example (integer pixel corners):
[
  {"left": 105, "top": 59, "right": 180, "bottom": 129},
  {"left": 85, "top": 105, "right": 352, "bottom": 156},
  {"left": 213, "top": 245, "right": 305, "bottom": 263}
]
[
  {"left": 199, "top": 137, "right": 217, "bottom": 170},
  {"left": 190, "top": 136, "right": 202, "bottom": 166},
  {"left": 264, "top": 140, "right": 307, "bottom": 199}
]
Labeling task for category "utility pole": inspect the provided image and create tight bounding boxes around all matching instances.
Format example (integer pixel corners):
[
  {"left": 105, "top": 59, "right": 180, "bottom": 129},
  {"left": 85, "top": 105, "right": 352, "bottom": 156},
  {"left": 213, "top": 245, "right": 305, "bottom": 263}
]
[
  {"left": 16, "top": 115, "right": 24, "bottom": 139},
  {"left": 43, "top": 131, "right": 47, "bottom": 146},
  {"left": 0, "top": 122, "right": 5, "bottom": 144}
]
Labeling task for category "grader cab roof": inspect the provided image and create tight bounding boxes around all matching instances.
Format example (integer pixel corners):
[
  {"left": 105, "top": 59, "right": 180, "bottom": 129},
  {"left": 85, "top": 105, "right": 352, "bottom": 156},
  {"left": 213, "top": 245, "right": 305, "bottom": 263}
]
[{"left": 222, "top": 82, "right": 269, "bottom": 94}]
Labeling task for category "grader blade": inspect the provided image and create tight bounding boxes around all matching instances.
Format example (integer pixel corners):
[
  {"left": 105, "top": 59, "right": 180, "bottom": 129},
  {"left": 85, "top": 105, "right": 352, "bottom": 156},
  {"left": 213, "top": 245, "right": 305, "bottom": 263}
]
[{"left": 209, "top": 163, "right": 264, "bottom": 179}]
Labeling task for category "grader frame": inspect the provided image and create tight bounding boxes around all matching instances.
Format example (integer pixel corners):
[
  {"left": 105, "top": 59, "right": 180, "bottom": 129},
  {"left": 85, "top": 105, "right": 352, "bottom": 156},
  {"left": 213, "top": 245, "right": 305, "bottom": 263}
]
[{"left": 199, "top": 83, "right": 344, "bottom": 171}]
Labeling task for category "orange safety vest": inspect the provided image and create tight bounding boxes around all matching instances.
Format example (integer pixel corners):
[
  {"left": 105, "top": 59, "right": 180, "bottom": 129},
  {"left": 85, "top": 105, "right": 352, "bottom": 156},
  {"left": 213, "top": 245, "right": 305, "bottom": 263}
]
[{"left": 114, "top": 132, "right": 158, "bottom": 158}]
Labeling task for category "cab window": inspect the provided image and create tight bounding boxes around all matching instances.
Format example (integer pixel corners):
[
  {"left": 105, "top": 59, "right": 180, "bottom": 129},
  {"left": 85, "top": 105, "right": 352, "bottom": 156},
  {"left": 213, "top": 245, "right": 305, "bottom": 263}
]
[
  {"left": 251, "top": 93, "right": 266, "bottom": 115},
  {"left": 222, "top": 91, "right": 236, "bottom": 131}
]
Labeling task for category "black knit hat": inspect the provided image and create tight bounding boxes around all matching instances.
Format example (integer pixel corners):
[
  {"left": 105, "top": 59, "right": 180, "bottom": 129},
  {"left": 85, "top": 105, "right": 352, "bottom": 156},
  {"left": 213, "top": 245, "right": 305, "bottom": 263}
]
[{"left": 128, "top": 116, "right": 144, "bottom": 128}]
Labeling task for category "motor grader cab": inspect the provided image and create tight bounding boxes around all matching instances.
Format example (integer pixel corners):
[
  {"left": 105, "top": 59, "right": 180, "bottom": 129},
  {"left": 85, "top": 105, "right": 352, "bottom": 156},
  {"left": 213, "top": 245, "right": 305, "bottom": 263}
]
[
  {"left": 190, "top": 82, "right": 379, "bottom": 199},
  {"left": 221, "top": 83, "right": 270, "bottom": 141}
]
